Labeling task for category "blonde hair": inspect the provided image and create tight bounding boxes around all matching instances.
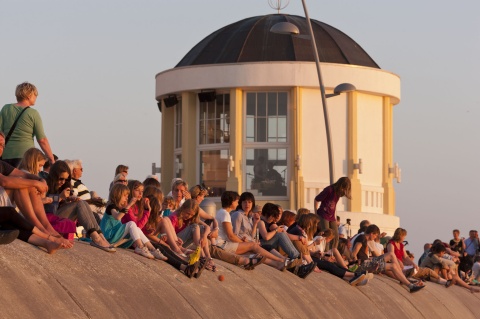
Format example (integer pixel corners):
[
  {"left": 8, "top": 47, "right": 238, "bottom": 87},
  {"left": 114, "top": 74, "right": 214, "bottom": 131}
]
[
  {"left": 15, "top": 82, "right": 38, "bottom": 102},
  {"left": 296, "top": 208, "right": 310, "bottom": 222},
  {"left": 322, "top": 228, "right": 334, "bottom": 240},
  {"left": 163, "top": 196, "right": 175, "bottom": 209},
  {"left": 333, "top": 177, "right": 352, "bottom": 199},
  {"left": 108, "top": 184, "right": 130, "bottom": 207},
  {"left": 177, "top": 199, "right": 199, "bottom": 228},
  {"left": 18, "top": 148, "right": 47, "bottom": 175},
  {"left": 297, "top": 213, "right": 320, "bottom": 240}
]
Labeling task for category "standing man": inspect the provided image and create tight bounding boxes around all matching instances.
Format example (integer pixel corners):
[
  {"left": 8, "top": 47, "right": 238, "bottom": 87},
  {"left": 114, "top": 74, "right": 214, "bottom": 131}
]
[{"left": 465, "top": 230, "right": 480, "bottom": 272}]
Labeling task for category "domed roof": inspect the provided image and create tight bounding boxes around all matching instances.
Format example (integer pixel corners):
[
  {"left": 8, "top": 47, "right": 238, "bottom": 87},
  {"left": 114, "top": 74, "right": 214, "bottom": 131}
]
[{"left": 176, "top": 14, "right": 379, "bottom": 69}]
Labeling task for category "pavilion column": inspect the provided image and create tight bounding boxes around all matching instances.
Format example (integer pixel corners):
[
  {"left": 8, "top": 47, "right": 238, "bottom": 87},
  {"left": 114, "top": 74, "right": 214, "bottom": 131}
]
[
  {"left": 382, "top": 97, "right": 395, "bottom": 215},
  {"left": 347, "top": 91, "right": 362, "bottom": 212},
  {"left": 226, "top": 88, "right": 243, "bottom": 193},
  {"left": 181, "top": 92, "right": 198, "bottom": 186}
]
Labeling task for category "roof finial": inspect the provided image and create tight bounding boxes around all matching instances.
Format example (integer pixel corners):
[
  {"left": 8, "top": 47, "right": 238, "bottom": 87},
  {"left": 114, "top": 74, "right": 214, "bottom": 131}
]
[{"left": 268, "top": 0, "right": 290, "bottom": 14}]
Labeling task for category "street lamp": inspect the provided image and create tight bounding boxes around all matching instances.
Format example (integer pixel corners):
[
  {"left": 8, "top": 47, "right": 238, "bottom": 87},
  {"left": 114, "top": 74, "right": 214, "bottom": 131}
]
[{"left": 270, "top": 1, "right": 356, "bottom": 185}]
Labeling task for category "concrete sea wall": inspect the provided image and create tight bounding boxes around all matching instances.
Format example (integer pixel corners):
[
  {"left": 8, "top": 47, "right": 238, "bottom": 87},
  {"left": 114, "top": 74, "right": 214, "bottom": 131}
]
[{"left": 0, "top": 240, "right": 478, "bottom": 319}]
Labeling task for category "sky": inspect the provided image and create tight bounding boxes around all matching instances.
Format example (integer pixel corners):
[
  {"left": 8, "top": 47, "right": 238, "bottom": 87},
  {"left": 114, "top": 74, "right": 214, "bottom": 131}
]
[{"left": 1, "top": 0, "right": 479, "bottom": 258}]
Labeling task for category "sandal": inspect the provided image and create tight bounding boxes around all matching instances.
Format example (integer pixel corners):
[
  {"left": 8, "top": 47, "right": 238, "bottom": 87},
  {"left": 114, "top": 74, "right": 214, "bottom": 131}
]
[
  {"left": 194, "top": 258, "right": 207, "bottom": 278},
  {"left": 205, "top": 258, "right": 217, "bottom": 272},
  {"left": 184, "top": 261, "right": 199, "bottom": 278},
  {"left": 245, "top": 255, "right": 264, "bottom": 270}
]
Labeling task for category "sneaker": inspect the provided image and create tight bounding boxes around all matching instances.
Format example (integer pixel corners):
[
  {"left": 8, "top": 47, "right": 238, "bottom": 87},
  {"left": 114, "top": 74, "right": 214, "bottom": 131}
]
[
  {"left": 357, "top": 273, "right": 374, "bottom": 286},
  {"left": 349, "top": 273, "right": 367, "bottom": 286},
  {"left": 296, "top": 262, "right": 316, "bottom": 279},
  {"left": 409, "top": 284, "right": 425, "bottom": 293},
  {"left": 135, "top": 246, "right": 154, "bottom": 259},
  {"left": 150, "top": 249, "right": 168, "bottom": 261},
  {"left": 0, "top": 229, "right": 19, "bottom": 245}
]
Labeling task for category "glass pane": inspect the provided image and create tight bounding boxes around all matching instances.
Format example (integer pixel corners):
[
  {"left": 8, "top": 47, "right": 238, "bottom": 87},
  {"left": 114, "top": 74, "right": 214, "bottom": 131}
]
[
  {"left": 207, "top": 119, "right": 216, "bottom": 144},
  {"left": 268, "top": 92, "right": 277, "bottom": 116},
  {"left": 207, "top": 102, "right": 216, "bottom": 120},
  {"left": 246, "top": 148, "right": 286, "bottom": 196},
  {"left": 257, "top": 93, "right": 266, "bottom": 116},
  {"left": 278, "top": 92, "right": 287, "bottom": 116},
  {"left": 268, "top": 117, "right": 277, "bottom": 142},
  {"left": 246, "top": 116, "right": 255, "bottom": 142},
  {"left": 175, "top": 154, "right": 182, "bottom": 178},
  {"left": 246, "top": 93, "right": 256, "bottom": 116},
  {"left": 200, "top": 150, "right": 228, "bottom": 197},
  {"left": 199, "top": 120, "right": 206, "bottom": 144},
  {"left": 278, "top": 116, "right": 287, "bottom": 142},
  {"left": 256, "top": 118, "right": 267, "bottom": 142}
]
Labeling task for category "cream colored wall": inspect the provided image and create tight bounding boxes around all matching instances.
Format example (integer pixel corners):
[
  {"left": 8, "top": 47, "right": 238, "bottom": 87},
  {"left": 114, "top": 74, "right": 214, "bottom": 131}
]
[
  {"left": 357, "top": 93, "right": 384, "bottom": 214},
  {"left": 300, "top": 88, "right": 348, "bottom": 212}
]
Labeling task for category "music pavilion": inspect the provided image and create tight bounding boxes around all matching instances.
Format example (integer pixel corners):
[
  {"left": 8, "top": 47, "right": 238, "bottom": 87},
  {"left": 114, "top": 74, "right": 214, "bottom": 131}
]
[{"left": 155, "top": 14, "right": 401, "bottom": 233}]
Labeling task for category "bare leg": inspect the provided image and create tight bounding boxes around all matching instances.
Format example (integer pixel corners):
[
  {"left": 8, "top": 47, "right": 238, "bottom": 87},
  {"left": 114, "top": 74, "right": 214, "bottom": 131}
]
[
  {"left": 28, "top": 234, "right": 62, "bottom": 254},
  {"left": 12, "top": 188, "right": 49, "bottom": 233},
  {"left": 235, "top": 242, "right": 285, "bottom": 269},
  {"left": 158, "top": 218, "right": 183, "bottom": 254},
  {"left": 333, "top": 248, "right": 348, "bottom": 269},
  {"left": 90, "top": 231, "right": 111, "bottom": 248}
]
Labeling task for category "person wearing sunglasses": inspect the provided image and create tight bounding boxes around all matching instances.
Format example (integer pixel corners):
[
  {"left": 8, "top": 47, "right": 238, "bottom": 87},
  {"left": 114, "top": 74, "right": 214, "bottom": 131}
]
[{"left": 45, "top": 160, "right": 115, "bottom": 252}]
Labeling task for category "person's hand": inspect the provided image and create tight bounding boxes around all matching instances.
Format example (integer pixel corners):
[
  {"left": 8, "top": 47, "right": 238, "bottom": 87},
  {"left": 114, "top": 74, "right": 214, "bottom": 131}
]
[
  {"left": 128, "top": 197, "right": 137, "bottom": 207},
  {"left": 160, "top": 234, "right": 168, "bottom": 242},
  {"left": 144, "top": 197, "right": 151, "bottom": 211},
  {"left": 34, "top": 180, "right": 48, "bottom": 195},
  {"left": 42, "top": 197, "right": 53, "bottom": 204},
  {"left": 60, "top": 187, "right": 71, "bottom": 200},
  {"left": 252, "top": 212, "right": 260, "bottom": 223},
  {"left": 208, "top": 228, "right": 218, "bottom": 239},
  {"left": 182, "top": 190, "right": 191, "bottom": 199},
  {"left": 276, "top": 227, "right": 285, "bottom": 233},
  {"left": 176, "top": 237, "right": 183, "bottom": 246},
  {"left": 380, "top": 232, "right": 387, "bottom": 238},
  {"left": 299, "top": 236, "right": 307, "bottom": 245}
]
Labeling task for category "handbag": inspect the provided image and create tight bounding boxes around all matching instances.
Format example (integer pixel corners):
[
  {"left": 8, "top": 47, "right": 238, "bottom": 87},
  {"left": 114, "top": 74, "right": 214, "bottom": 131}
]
[{"left": 4, "top": 106, "right": 30, "bottom": 144}]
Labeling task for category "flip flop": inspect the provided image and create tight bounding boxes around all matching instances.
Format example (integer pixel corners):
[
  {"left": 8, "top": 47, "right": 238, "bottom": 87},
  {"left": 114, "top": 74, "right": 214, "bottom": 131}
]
[
  {"left": 245, "top": 255, "right": 264, "bottom": 270},
  {"left": 90, "top": 241, "right": 116, "bottom": 252}
]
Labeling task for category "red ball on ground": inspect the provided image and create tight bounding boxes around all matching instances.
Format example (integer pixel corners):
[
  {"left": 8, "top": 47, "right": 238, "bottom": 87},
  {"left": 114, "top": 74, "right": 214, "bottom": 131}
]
[{"left": 218, "top": 275, "right": 225, "bottom": 281}]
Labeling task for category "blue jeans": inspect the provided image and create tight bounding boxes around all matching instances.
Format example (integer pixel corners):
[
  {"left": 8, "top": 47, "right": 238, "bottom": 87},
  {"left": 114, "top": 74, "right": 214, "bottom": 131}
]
[{"left": 261, "top": 232, "right": 299, "bottom": 259}]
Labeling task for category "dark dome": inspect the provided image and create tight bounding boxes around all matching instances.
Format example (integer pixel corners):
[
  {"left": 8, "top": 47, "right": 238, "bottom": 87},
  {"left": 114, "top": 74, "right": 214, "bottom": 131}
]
[{"left": 176, "top": 14, "right": 379, "bottom": 69}]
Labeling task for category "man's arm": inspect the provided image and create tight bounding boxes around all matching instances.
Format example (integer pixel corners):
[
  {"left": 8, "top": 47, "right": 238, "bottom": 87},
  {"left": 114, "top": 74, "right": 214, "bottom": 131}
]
[{"left": 0, "top": 170, "right": 47, "bottom": 194}]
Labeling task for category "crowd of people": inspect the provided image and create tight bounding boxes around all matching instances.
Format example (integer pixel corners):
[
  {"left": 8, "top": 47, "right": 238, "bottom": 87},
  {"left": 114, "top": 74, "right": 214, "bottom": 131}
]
[{"left": 1, "top": 82, "right": 479, "bottom": 291}]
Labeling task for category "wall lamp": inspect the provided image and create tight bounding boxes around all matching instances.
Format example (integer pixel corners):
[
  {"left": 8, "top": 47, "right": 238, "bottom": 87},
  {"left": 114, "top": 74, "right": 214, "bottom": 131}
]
[
  {"left": 353, "top": 158, "right": 363, "bottom": 174},
  {"left": 389, "top": 163, "right": 402, "bottom": 183},
  {"left": 326, "top": 83, "right": 357, "bottom": 98},
  {"left": 228, "top": 155, "right": 234, "bottom": 172}
]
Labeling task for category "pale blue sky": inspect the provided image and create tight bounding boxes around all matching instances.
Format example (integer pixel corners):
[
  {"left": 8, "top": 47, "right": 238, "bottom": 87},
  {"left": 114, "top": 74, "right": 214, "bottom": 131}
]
[{"left": 1, "top": 0, "right": 479, "bottom": 257}]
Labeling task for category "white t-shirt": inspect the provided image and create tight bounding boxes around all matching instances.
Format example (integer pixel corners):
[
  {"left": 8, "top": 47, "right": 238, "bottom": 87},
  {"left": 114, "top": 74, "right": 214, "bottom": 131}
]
[
  {"left": 215, "top": 208, "right": 231, "bottom": 244},
  {"left": 472, "top": 262, "right": 480, "bottom": 281}
]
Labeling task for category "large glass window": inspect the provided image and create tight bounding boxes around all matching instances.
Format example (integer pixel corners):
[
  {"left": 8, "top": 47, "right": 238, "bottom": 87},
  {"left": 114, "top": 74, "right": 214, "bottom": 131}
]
[
  {"left": 199, "top": 94, "right": 230, "bottom": 145},
  {"left": 198, "top": 93, "right": 230, "bottom": 197},
  {"left": 245, "top": 92, "right": 289, "bottom": 197},
  {"left": 199, "top": 150, "right": 229, "bottom": 197}
]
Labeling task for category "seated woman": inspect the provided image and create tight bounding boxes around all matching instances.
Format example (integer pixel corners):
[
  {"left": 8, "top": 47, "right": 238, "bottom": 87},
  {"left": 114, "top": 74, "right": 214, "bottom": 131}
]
[
  {"left": 189, "top": 185, "right": 218, "bottom": 270},
  {"left": 100, "top": 184, "right": 166, "bottom": 260},
  {"left": 216, "top": 191, "right": 315, "bottom": 278},
  {"left": 257, "top": 203, "right": 300, "bottom": 260},
  {"left": 352, "top": 224, "right": 425, "bottom": 293},
  {"left": 141, "top": 196, "right": 203, "bottom": 278},
  {"left": 387, "top": 228, "right": 449, "bottom": 287},
  {"left": 421, "top": 242, "right": 479, "bottom": 293},
  {"left": 45, "top": 161, "right": 114, "bottom": 252},
  {"left": 0, "top": 206, "right": 69, "bottom": 253},
  {"left": 168, "top": 199, "right": 218, "bottom": 271},
  {"left": 288, "top": 213, "right": 371, "bottom": 285},
  {"left": 19, "top": 148, "right": 77, "bottom": 239}
]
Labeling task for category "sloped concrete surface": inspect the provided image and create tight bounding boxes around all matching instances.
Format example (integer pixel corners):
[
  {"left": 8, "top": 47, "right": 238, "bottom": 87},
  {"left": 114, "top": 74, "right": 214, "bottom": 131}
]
[{"left": 0, "top": 240, "right": 478, "bottom": 319}]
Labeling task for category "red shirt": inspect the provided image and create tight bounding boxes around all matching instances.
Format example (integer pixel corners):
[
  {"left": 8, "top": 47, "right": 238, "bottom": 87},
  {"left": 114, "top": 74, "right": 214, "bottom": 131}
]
[
  {"left": 315, "top": 186, "right": 340, "bottom": 222},
  {"left": 389, "top": 240, "right": 404, "bottom": 262}
]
